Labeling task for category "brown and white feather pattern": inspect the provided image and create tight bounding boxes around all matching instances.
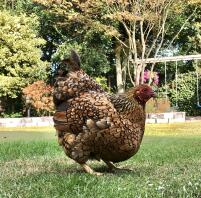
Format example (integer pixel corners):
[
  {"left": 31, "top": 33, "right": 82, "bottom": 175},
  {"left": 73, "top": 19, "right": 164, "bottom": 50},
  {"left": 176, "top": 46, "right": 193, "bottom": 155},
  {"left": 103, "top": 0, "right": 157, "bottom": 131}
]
[
  {"left": 53, "top": 70, "right": 104, "bottom": 105},
  {"left": 53, "top": 89, "right": 147, "bottom": 164}
]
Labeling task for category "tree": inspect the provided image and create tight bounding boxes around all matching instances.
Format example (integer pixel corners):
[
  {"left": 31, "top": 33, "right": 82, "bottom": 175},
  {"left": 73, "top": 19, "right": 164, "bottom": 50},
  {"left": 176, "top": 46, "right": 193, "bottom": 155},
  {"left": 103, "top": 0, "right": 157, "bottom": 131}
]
[
  {"left": 37, "top": 1, "right": 198, "bottom": 91},
  {"left": 32, "top": 0, "right": 115, "bottom": 87},
  {"left": 30, "top": 0, "right": 201, "bottom": 94},
  {"left": 51, "top": 38, "right": 112, "bottom": 77},
  {"left": 168, "top": 1, "right": 201, "bottom": 55},
  {"left": 169, "top": 72, "right": 201, "bottom": 116},
  {"left": 100, "top": 0, "right": 200, "bottom": 89},
  {"left": 0, "top": 11, "right": 48, "bottom": 114},
  {"left": 0, "top": 0, "right": 32, "bottom": 11},
  {"left": 22, "top": 80, "right": 53, "bottom": 116}
]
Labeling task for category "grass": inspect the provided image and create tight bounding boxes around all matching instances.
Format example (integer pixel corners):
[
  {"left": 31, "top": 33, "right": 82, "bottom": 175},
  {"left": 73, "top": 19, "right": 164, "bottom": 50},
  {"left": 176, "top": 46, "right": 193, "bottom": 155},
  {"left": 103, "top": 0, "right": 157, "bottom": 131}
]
[
  {"left": 0, "top": 126, "right": 55, "bottom": 142},
  {"left": 0, "top": 122, "right": 201, "bottom": 198}
]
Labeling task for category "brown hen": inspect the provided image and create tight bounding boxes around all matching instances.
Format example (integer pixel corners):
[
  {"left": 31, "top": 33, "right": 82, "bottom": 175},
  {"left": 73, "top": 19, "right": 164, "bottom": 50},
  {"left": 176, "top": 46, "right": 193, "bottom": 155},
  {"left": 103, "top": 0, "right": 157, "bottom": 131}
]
[{"left": 53, "top": 51, "right": 155, "bottom": 175}]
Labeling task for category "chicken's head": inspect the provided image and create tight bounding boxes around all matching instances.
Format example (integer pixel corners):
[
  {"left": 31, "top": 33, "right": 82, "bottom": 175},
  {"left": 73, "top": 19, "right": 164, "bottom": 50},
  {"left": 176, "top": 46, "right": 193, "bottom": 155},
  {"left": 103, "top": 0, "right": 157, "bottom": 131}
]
[{"left": 134, "top": 84, "right": 156, "bottom": 104}]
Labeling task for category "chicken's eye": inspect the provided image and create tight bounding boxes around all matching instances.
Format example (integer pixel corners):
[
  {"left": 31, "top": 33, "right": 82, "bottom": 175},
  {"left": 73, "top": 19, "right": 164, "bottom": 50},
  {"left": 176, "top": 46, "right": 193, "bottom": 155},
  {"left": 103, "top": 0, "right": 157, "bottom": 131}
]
[{"left": 143, "top": 88, "right": 148, "bottom": 92}]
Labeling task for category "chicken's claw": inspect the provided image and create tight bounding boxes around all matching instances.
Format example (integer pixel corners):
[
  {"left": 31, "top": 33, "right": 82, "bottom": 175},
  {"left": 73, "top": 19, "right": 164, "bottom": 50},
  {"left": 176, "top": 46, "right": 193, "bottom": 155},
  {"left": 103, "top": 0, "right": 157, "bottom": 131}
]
[
  {"left": 103, "top": 160, "right": 132, "bottom": 173},
  {"left": 80, "top": 163, "right": 103, "bottom": 176}
]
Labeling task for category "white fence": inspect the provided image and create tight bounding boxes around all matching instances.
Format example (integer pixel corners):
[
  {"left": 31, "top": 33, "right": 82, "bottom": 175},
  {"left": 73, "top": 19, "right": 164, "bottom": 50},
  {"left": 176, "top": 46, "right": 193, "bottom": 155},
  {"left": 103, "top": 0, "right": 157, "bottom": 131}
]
[
  {"left": 0, "top": 117, "right": 54, "bottom": 127},
  {"left": 0, "top": 112, "right": 186, "bottom": 127},
  {"left": 146, "top": 112, "right": 186, "bottom": 124}
]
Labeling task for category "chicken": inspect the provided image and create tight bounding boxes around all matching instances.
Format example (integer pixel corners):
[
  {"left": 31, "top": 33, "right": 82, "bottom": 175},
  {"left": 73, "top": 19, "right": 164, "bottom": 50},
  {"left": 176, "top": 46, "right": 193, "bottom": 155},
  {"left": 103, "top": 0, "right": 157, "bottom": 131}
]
[{"left": 53, "top": 51, "right": 156, "bottom": 175}]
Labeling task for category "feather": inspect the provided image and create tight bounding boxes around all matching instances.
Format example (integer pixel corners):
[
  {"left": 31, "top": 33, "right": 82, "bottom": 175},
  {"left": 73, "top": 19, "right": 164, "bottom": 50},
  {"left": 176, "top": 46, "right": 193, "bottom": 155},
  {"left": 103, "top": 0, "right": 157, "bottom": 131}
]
[{"left": 71, "top": 50, "right": 81, "bottom": 68}]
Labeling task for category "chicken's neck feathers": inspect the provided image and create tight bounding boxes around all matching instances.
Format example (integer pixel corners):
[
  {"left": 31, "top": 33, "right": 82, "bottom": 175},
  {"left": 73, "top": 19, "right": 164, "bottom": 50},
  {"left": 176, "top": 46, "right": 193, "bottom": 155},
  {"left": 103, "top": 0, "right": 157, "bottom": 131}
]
[
  {"left": 108, "top": 90, "right": 146, "bottom": 143},
  {"left": 108, "top": 91, "right": 145, "bottom": 115}
]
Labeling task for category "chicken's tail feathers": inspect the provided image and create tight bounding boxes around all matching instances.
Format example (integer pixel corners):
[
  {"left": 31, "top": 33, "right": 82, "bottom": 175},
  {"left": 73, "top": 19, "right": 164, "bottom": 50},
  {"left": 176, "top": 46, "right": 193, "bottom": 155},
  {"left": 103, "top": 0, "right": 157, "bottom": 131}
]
[
  {"left": 71, "top": 50, "right": 81, "bottom": 67},
  {"left": 62, "top": 50, "right": 81, "bottom": 72}
]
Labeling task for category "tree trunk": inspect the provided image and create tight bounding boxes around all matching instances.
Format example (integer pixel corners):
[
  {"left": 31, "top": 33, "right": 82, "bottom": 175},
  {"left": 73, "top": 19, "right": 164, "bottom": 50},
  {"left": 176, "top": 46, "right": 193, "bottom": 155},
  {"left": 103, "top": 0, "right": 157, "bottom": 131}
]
[
  {"left": 122, "top": 56, "right": 127, "bottom": 89},
  {"left": 0, "top": 97, "right": 5, "bottom": 115},
  {"left": 115, "top": 44, "right": 124, "bottom": 93},
  {"left": 27, "top": 107, "right": 31, "bottom": 117},
  {"left": 135, "top": 63, "right": 142, "bottom": 85}
]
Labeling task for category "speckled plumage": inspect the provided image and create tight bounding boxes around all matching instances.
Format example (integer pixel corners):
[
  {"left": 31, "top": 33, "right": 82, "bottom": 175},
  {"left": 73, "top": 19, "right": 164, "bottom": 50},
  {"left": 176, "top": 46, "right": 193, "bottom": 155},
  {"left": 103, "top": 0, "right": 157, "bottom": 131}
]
[
  {"left": 53, "top": 50, "right": 155, "bottom": 175},
  {"left": 53, "top": 70, "right": 104, "bottom": 106}
]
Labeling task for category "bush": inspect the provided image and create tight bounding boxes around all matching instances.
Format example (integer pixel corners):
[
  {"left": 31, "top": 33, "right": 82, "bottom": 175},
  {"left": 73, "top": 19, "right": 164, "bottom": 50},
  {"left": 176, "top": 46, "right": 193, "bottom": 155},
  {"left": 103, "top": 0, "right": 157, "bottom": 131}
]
[
  {"left": 95, "top": 76, "right": 110, "bottom": 92},
  {"left": 22, "top": 81, "right": 54, "bottom": 116},
  {"left": 1, "top": 112, "right": 23, "bottom": 118},
  {"left": 146, "top": 98, "right": 171, "bottom": 113},
  {"left": 168, "top": 72, "right": 201, "bottom": 116}
]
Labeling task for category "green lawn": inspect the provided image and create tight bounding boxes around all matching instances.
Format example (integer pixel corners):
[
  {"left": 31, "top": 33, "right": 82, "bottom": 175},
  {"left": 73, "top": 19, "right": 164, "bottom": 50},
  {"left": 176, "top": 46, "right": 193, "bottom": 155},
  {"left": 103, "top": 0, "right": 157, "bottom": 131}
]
[{"left": 0, "top": 122, "right": 201, "bottom": 198}]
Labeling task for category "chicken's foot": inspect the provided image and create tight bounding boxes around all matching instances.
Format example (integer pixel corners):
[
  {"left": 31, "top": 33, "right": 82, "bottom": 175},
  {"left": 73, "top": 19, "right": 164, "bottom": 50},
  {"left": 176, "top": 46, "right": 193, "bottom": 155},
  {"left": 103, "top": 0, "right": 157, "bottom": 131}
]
[
  {"left": 103, "top": 160, "right": 132, "bottom": 173},
  {"left": 80, "top": 163, "right": 103, "bottom": 176}
]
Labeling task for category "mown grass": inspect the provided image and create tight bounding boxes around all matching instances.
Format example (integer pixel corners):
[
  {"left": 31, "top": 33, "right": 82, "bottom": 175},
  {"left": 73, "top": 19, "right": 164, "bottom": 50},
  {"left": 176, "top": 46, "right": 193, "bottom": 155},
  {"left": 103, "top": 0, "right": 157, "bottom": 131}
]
[
  {"left": 0, "top": 122, "right": 201, "bottom": 198},
  {"left": 0, "top": 126, "right": 55, "bottom": 142}
]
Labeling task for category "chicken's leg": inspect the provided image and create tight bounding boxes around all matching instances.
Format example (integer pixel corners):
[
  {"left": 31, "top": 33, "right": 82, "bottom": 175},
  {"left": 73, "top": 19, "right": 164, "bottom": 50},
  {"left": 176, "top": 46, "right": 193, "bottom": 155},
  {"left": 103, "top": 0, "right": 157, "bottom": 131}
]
[
  {"left": 80, "top": 163, "right": 103, "bottom": 176},
  {"left": 103, "top": 160, "right": 132, "bottom": 173},
  {"left": 103, "top": 160, "right": 118, "bottom": 171}
]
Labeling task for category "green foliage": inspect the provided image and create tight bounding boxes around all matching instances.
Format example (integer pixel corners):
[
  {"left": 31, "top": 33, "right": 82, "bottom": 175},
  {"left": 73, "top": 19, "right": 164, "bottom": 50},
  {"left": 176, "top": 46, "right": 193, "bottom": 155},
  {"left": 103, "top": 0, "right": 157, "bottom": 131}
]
[
  {"left": 0, "top": 11, "right": 48, "bottom": 98},
  {"left": 167, "top": 1, "right": 201, "bottom": 54},
  {"left": 32, "top": 0, "right": 114, "bottom": 78},
  {"left": 52, "top": 40, "right": 112, "bottom": 77},
  {"left": 0, "top": 0, "right": 32, "bottom": 11},
  {"left": 81, "top": 32, "right": 113, "bottom": 76},
  {"left": 95, "top": 76, "right": 110, "bottom": 92},
  {"left": 1, "top": 112, "right": 23, "bottom": 118},
  {"left": 52, "top": 42, "right": 82, "bottom": 63},
  {"left": 81, "top": 48, "right": 111, "bottom": 76},
  {"left": 0, "top": 76, "right": 25, "bottom": 98},
  {"left": 169, "top": 72, "right": 201, "bottom": 115}
]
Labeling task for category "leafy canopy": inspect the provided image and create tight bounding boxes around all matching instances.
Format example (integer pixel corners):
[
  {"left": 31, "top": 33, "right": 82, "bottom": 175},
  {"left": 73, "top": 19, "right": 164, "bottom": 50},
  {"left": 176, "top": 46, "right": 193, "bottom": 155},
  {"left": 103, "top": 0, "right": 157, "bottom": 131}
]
[{"left": 0, "top": 11, "right": 48, "bottom": 98}]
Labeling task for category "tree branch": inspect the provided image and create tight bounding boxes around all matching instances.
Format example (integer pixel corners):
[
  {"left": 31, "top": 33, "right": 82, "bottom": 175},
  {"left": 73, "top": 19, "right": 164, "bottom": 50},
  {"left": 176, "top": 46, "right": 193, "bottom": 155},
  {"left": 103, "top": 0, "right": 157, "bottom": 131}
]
[
  {"left": 148, "top": 9, "right": 168, "bottom": 84},
  {"left": 140, "top": 20, "right": 147, "bottom": 84},
  {"left": 167, "top": 7, "right": 197, "bottom": 49}
]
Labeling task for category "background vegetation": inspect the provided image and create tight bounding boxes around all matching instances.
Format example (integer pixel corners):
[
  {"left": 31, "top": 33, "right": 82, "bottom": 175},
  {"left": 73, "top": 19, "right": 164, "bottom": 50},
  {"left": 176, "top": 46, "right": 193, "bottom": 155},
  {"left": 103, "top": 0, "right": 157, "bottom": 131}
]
[{"left": 0, "top": 0, "right": 201, "bottom": 117}]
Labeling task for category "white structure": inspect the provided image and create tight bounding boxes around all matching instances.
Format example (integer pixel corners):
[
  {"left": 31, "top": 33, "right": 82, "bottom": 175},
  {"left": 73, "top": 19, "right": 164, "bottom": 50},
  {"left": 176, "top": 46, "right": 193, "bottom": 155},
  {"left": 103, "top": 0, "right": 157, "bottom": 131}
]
[
  {"left": 146, "top": 112, "right": 186, "bottom": 124},
  {"left": 0, "top": 117, "right": 54, "bottom": 127},
  {"left": 135, "top": 54, "right": 201, "bottom": 64},
  {"left": 0, "top": 112, "right": 186, "bottom": 127}
]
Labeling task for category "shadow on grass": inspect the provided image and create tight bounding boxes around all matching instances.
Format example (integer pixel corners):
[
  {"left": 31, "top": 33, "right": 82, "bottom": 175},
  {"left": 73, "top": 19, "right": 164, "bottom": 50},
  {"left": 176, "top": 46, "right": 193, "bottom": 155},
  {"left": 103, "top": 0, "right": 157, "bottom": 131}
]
[{"left": 46, "top": 160, "right": 156, "bottom": 177}]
